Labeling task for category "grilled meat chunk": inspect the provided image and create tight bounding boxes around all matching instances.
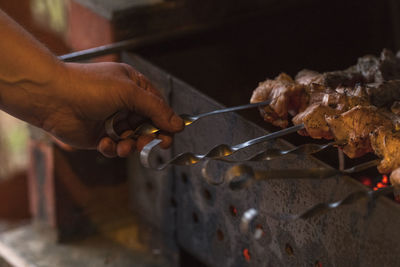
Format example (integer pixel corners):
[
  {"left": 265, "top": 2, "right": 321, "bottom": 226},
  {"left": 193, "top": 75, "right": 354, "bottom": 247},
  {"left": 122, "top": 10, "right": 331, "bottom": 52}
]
[
  {"left": 321, "top": 68, "right": 364, "bottom": 88},
  {"left": 326, "top": 106, "right": 392, "bottom": 158},
  {"left": 370, "top": 126, "right": 400, "bottom": 174},
  {"left": 295, "top": 69, "right": 324, "bottom": 85},
  {"left": 295, "top": 68, "right": 363, "bottom": 88},
  {"left": 356, "top": 49, "right": 400, "bottom": 83},
  {"left": 365, "top": 80, "right": 400, "bottom": 107},
  {"left": 250, "top": 73, "right": 307, "bottom": 128},
  {"left": 292, "top": 104, "right": 339, "bottom": 139},
  {"left": 291, "top": 84, "right": 369, "bottom": 139},
  {"left": 391, "top": 101, "right": 400, "bottom": 115}
]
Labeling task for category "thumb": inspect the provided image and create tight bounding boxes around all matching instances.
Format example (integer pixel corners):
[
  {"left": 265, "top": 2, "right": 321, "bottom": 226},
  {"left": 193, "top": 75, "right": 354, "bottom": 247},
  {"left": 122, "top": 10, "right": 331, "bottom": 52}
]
[{"left": 127, "top": 85, "right": 184, "bottom": 133}]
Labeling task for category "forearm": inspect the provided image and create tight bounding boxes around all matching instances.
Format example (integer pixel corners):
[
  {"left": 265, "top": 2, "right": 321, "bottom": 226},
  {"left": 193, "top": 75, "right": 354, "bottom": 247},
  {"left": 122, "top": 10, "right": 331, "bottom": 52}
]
[
  {"left": 0, "top": 9, "right": 183, "bottom": 155},
  {"left": 0, "top": 9, "right": 61, "bottom": 84},
  {"left": 0, "top": 9, "right": 64, "bottom": 126}
]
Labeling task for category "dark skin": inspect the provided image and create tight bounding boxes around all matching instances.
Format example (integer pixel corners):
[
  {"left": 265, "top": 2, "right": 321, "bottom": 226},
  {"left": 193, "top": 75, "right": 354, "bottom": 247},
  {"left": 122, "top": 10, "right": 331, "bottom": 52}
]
[{"left": 0, "top": 9, "right": 184, "bottom": 157}]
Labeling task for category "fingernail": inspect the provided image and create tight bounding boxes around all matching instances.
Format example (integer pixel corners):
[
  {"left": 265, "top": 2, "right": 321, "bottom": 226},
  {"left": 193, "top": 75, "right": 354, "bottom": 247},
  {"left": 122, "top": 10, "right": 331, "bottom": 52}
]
[{"left": 171, "top": 114, "right": 183, "bottom": 130}]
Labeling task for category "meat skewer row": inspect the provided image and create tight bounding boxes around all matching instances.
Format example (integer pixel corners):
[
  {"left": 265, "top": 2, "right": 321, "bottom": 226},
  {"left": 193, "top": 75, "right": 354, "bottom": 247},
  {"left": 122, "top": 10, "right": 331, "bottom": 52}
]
[{"left": 250, "top": 49, "right": 400, "bottom": 188}]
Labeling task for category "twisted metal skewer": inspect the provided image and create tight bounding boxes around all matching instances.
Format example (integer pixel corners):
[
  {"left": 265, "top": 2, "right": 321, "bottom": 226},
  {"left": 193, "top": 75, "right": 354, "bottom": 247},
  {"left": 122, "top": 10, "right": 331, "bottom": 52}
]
[
  {"left": 140, "top": 124, "right": 305, "bottom": 169},
  {"left": 234, "top": 161, "right": 391, "bottom": 223},
  {"left": 225, "top": 159, "right": 381, "bottom": 190},
  {"left": 239, "top": 186, "right": 393, "bottom": 231},
  {"left": 105, "top": 100, "right": 272, "bottom": 141},
  {"left": 229, "top": 141, "right": 340, "bottom": 162},
  {"left": 274, "top": 185, "right": 394, "bottom": 221}
]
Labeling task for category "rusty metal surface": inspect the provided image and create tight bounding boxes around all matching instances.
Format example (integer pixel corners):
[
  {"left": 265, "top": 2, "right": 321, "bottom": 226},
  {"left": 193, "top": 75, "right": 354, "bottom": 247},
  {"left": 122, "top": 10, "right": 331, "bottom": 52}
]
[{"left": 123, "top": 52, "right": 400, "bottom": 267}]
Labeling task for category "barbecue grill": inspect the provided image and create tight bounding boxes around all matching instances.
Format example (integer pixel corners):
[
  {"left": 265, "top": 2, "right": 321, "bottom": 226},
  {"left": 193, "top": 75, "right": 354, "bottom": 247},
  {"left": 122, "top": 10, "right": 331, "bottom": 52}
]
[
  {"left": 123, "top": 52, "right": 400, "bottom": 267},
  {"left": 2, "top": 0, "right": 400, "bottom": 266}
]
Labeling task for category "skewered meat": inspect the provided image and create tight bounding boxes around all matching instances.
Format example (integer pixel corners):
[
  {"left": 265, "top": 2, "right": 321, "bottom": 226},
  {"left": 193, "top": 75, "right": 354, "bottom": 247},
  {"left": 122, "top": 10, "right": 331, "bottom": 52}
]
[
  {"left": 250, "top": 73, "right": 307, "bottom": 128},
  {"left": 370, "top": 126, "right": 400, "bottom": 174},
  {"left": 252, "top": 72, "right": 370, "bottom": 142},
  {"left": 326, "top": 106, "right": 392, "bottom": 158},
  {"left": 356, "top": 49, "right": 400, "bottom": 83},
  {"left": 251, "top": 49, "right": 400, "bottom": 176},
  {"left": 292, "top": 104, "right": 338, "bottom": 139},
  {"left": 295, "top": 69, "right": 323, "bottom": 85},
  {"left": 391, "top": 101, "right": 400, "bottom": 115},
  {"left": 295, "top": 68, "right": 364, "bottom": 88},
  {"left": 252, "top": 49, "right": 400, "bottom": 124},
  {"left": 365, "top": 80, "right": 400, "bottom": 107}
]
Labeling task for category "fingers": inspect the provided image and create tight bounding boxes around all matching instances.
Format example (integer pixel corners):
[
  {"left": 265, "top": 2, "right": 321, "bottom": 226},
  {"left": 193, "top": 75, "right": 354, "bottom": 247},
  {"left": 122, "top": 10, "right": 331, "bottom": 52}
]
[
  {"left": 120, "top": 65, "right": 184, "bottom": 134},
  {"left": 98, "top": 133, "right": 171, "bottom": 158},
  {"left": 136, "top": 135, "right": 154, "bottom": 152},
  {"left": 98, "top": 130, "right": 136, "bottom": 158},
  {"left": 97, "top": 137, "right": 117, "bottom": 158},
  {"left": 116, "top": 138, "right": 136, "bottom": 157},
  {"left": 158, "top": 133, "right": 173, "bottom": 149},
  {"left": 100, "top": 64, "right": 181, "bottom": 157}
]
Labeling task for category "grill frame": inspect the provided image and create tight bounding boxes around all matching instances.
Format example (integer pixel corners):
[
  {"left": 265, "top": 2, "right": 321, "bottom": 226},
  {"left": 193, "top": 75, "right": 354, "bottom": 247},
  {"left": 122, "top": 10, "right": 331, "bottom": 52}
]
[{"left": 124, "top": 52, "right": 400, "bottom": 267}]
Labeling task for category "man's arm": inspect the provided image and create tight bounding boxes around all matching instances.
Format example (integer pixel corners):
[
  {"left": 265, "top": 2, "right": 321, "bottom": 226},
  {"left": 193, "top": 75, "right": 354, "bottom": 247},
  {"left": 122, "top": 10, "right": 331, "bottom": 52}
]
[{"left": 0, "top": 9, "right": 183, "bottom": 157}]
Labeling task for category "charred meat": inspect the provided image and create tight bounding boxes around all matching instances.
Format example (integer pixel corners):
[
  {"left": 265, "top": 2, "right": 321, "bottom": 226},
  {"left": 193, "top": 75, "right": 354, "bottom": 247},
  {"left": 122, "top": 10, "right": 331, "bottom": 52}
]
[
  {"left": 326, "top": 106, "right": 392, "bottom": 158},
  {"left": 251, "top": 49, "right": 400, "bottom": 175},
  {"left": 370, "top": 127, "right": 400, "bottom": 174}
]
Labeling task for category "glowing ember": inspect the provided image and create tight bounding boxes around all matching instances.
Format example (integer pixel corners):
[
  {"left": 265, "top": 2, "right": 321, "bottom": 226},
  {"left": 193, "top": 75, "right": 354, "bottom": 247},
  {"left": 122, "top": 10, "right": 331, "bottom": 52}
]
[
  {"left": 230, "top": 205, "right": 238, "bottom": 216},
  {"left": 359, "top": 176, "right": 372, "bottom": 187},
  {"left": 243, "top": 248, "right": 251, "bottom": 262},
  {"left": 360, "top": 174, "right": 391, "bottom": 193}
]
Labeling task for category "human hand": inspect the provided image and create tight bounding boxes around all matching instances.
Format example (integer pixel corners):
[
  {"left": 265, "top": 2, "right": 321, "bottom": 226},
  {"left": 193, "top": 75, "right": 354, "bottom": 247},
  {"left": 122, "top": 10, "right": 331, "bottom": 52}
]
[{"left": 38, "top": 62, "right": 183, "bottom": 157}]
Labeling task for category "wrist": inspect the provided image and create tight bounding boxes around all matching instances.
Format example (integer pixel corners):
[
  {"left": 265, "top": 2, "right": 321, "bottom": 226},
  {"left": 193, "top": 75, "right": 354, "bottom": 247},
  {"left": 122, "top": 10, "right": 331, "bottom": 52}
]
[{"left": 0, "top": 59, "right": 68, "bottom": 129}]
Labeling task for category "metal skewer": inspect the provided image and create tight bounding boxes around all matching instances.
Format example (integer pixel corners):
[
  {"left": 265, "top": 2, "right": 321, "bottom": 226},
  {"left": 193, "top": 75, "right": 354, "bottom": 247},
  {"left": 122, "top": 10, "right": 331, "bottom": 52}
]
[
  {"left": 105, "top": 100, "right": 272, "bottom": 141},
  {"left": 140, "top": 124, "right": 305, "bottom": 169},
  {"left": 239, "top": 186, "right": 393, "bottom": 234},
  {"left": 226, "top": 159, "right": 380, "bottom": 190},
  {"left": 222, "top": 141, "right": 340, "bottom": 162},
  {"left": 275, "top": 185, "right": 394, "bottom": 221}
]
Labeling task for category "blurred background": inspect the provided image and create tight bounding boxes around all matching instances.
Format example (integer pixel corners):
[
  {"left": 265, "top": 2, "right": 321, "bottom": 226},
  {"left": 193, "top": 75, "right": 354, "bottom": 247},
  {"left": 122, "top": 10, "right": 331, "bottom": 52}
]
[{"left": 0, "top": 0, "right": 69, "bottom": 224}]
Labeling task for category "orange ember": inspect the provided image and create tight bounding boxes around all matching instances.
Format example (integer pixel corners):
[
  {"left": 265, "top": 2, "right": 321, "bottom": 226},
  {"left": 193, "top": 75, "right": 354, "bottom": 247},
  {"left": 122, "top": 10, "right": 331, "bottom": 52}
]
[
  {"left": 230, "top": 206, "right": 238, "bottom": 216},
  {"left": 377, "top": 182, "right": 385, "bottom": 188},
  {"left": 359, "top": 176, "right": 372, "bottom": 187},
  {"left": 243, "top": 249, "right": 251, "bottom": 262},
  {"left": 382, "top": 175, "right": 389, "bottom": 184}
]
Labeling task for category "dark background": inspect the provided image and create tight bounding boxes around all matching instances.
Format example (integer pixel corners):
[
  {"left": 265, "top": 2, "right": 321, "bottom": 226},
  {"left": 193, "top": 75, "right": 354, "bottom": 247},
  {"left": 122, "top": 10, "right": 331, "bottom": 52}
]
[{"left": 138, "top": 0, "right": 399, "bottom": 108}]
